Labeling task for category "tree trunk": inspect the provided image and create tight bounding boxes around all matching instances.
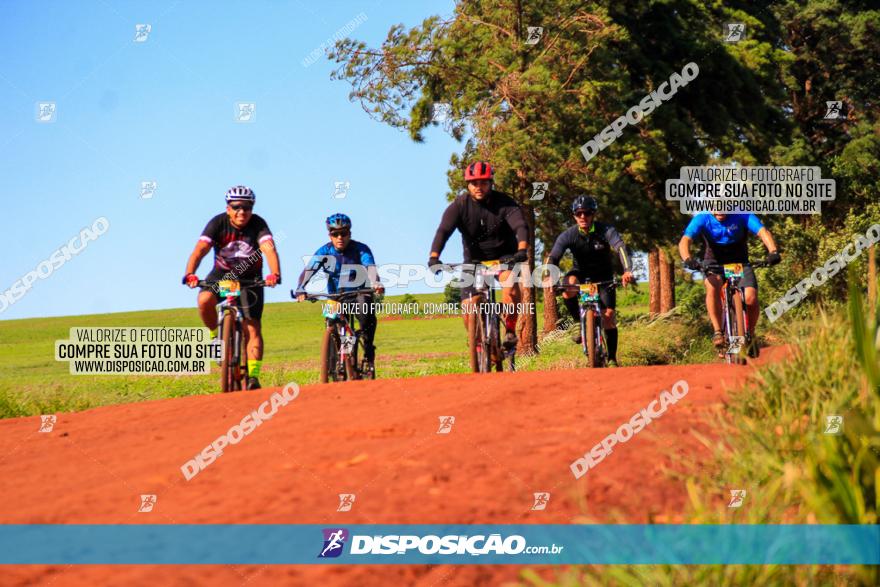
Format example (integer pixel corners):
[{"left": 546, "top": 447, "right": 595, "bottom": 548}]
[
  {"left": 543, "top": 264, "right": 558, "bottom": 334},
  {"left": 648, "top": 248, "right": 661, "bottom": 316},
  {"left": 869, "top": 244, "right": 876, "bottom": 316},
  {"left": 517, "top": 203, "right": 538, "bottom": 354},
  {"left": 659, "top": 247, "right": 675, "bottom": 313}
]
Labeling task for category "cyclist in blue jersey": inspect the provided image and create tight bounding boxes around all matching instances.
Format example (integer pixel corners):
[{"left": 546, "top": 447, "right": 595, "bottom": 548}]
[
  {"left": 295, "top": 214, "right": 384, "bottom": 366},
  {"left": 678, "top": 212, "right": 780, "bottom": 357}
]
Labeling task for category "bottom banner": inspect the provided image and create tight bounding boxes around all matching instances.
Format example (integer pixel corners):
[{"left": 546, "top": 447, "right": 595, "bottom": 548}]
[{"left": 1, "top": 525, "right": 877, "bottom": 565}]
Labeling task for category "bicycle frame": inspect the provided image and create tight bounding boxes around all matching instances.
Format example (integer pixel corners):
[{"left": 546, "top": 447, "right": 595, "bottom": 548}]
[{"left": 456, "top": 261, "right": 513, "bottom": 373}]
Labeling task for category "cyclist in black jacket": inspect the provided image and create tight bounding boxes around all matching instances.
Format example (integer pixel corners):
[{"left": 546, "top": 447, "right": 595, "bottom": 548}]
[
  {"left": 546, "top": 195, "right": 634, "bottom": 366},
  {"left": 428, "top": 161, "right": 529, "bottom": 351}
]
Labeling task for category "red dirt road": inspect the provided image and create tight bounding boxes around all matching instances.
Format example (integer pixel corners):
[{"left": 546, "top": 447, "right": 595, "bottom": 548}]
[{"left": 0, "top": 351, "right": 783, "bottom": 586}]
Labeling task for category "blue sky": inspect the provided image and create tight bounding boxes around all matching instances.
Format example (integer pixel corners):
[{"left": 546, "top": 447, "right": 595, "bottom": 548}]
[{"left": 0, "top": 0, "right": 472, "bottom": 320}]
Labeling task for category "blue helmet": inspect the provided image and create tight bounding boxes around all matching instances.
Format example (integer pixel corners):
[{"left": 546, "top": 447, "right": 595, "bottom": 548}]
[
  {"left": 326, "top": 213, "right": 352, "bottom": 230},
  {"left": 571, "top": 195, "right": 598, "bottom": 213},
  {"left": 225, "top": 185, "right": 255, "bottom": 203}
]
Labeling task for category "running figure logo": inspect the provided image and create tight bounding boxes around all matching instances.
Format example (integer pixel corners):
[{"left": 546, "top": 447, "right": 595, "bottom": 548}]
[
  {"left": 318, "top": 528, "right": 349, "bottom": 558},
  {"left": 332, "top": 181, "right": 350, "bottom": 199},
  {"left": 824, "top": 101, "right": 843, "bottom": 120},
  {"left": 134, "top": 24, "right": 151, "bottom": 42},
  {"left": 727, "top": 489, "right": 746, "bottom": 508},
  {"left": 36, "top": 102, "right": 56, "bottom": 123},
  {"left": 531, "top": 492, "right": 550, "bottom": 511},
  {"left": 531, "top": 182, "right": 548, "bottom": 201},
  {"left": 724, "top": 23, "right": 745, "bottom": 42},
  {"left": 337, "top": 493, "right": 355, "bottom": 512},
  {"left": 824, "top": 415, "right": 843, "bottom": 435},
  {"left": 437, "top": 416, "right": 455, "bottom": 434},
  {"left": 138, "top": 494, "right": 157, "bottom": 512},
  {"left": 38, "top": 415, "right": 57, "bottom": 433},
  {"left": 525, "top": 27, "right": 543, "bottom": 45},
  {"left": 235, "top": 102, "right": 256, "bottom": 123},
  {"left": 140, "top": 181, "right": 157, "bottom": 199}
]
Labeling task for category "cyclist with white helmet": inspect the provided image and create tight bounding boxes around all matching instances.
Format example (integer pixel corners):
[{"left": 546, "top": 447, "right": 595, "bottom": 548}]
[
  {"left": 183, "top": 185, "right": 281, "bottom": 390},
  {"left": 295, "top": 214, "right": 384, "bottom": 368}
]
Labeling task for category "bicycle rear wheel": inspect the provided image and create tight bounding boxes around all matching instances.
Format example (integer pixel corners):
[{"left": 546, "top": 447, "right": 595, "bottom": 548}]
[
  {"left": 220, "top": 314, "right": 235, "bottom": 393},
  {"left": 320, "top": 327, "right": 341, "bottom": 383}
]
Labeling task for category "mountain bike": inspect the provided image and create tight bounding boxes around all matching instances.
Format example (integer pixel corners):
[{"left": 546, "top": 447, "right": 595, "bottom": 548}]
[
  {"left": 446, "top": 260, "right": 515, "bottom": 373},
  {"left": 556, "top": 279, "right": 620, "bottom": 368},
  {"left": 195, "top": 278, "right": 269, "bottom": 393},
  {"left": 698, "top": 260, "right": 768, "bottom": 365},
  {"left": 295, "top": 288, "right": 377, "bottom": 383}
]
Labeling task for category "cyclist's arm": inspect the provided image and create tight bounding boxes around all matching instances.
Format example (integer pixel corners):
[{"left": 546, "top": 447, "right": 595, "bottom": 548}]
[
  {"left": 260, "top": 237, "right": 281, "bottom": 279},
  {"left": 296, "top": 252, "right": 328, "bottom": 293},
  {"left": 185, "top": 240, "right": 212, "bottom": 275},
  {"left": 504, "top": 205, "right": 529, "bottom": 251},
  {"left": 604, "top": 226, "right": 633, "bottom": 273},
  {"left": 429, "top": 201, "right": 460, "bottom": 258},
  {"left": 546, "top": 230, "right": 570, "bottom": 268},
  {"left": 757, "top": 227, "right": 778, "bottom": 254},
  {"left": 678, "top": 235, "right": 693, "bottom": 261}
]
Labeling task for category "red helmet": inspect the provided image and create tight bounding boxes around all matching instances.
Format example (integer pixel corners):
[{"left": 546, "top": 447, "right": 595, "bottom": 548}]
[{"left": 464, "top": 161, "right": 494, "bottom": 181}]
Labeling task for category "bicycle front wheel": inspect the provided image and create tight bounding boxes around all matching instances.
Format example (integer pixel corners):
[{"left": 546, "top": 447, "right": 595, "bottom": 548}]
[
  {"left": 320, "top": 327, "right": 340, "bottom": 383},
  {"left": 730, "top": 289, "right": 747, "bottom": 365},
  {"left": 221, "top": 314, "right": 235, "bottom": 392},
  {"left": 586, "top": 309, "right": 600, "bottom": 368}
]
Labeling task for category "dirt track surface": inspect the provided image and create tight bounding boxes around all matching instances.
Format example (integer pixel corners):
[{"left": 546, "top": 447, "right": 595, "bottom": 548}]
[{"left": 0, "top": 349, "right": 785, "bottom": 586}]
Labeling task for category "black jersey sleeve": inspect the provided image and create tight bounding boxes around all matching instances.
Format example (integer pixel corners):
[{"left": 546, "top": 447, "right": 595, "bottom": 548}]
[
  {"left": 199, "top": 214, "right": 224, "bottom": 244},
  {"left": 503, "top": 203, "right": 529, "bottom": 244},
  {"left": 547, "top": 229, "right": 572, "bottom": 266},
  {"left": 430, "top": 199, "right": 461, "bottom": 256},
  {"left": 604, "top": 225, "right": 633, "bottom": 272}
]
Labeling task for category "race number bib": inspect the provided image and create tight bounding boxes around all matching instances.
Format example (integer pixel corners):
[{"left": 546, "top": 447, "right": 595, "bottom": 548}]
[
  {"left": 217, "top": 280, "right": 241, "bottom": 297},
  {"left": 579, "top": 283, "right": 600, "bottom": 303},
  {"left": 723, "top": 264, "right": 744, "bottom": 279},
  {"left": 322, "top": 300, "right": 341, "bottom": 319}
]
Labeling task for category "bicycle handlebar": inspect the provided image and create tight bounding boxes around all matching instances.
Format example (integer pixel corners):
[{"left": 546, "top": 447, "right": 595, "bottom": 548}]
[
  {"left": 195, "top": 278, "right": 272, "bottom": 288},
  {"left": 553, "top": 278, "right": 621, "bottom": 293},
  {"left": 292, "top": 288, "right": 378, "bottom": 302},
  {"left": 692, "top": 259, "right": 770, "bottom": 272}
]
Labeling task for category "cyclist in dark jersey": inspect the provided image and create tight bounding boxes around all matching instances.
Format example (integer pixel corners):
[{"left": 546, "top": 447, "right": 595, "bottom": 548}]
[
  {"left": 546, "top": 195, "right": 634, "bottom": 366},
  {"left": 183, "top": 185, "right": 281, "bottom": 390},
  {"left": 295, "top": 213, "right": 384, "bottom": 368},
  {"left": 428, "top": 161, "right": 529, "bottom": 351},
  {"left": 678, "top": 212, "right": 780, "bottom": 357}
]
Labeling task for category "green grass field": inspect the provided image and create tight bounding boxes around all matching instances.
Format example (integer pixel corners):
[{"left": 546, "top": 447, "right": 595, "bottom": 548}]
[{"left": 0, "top": 286, "right": 711, "bottom": 419}]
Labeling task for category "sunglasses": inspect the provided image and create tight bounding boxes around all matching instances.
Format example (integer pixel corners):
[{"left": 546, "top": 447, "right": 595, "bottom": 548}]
[
  {"left": 229, "top": 204, "right": 253, "bottom": 212},
  {"left": 329, "top": 230, "right": 350, "bottom": 238},
  {"left": 574, "top": 210, "right": 594, "bottom": 218}
]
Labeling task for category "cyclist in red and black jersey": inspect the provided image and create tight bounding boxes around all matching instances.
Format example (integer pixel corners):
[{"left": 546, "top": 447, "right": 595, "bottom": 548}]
[
  {"left": 428, "top": 161, "right": 529, "bottom": 351},
  {"left": 182, "top": 185, "right": 281, "bottom": 390}
]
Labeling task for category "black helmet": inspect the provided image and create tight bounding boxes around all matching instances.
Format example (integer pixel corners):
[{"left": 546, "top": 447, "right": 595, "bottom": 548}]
[{"left": 571, "top": 195, "right": 598, "bottom": 213}]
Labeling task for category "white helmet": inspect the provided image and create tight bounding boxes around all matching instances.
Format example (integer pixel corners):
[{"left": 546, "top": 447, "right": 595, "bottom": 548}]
[{"left": 225, "top": 185, "right": 255, "bottom": 203}]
